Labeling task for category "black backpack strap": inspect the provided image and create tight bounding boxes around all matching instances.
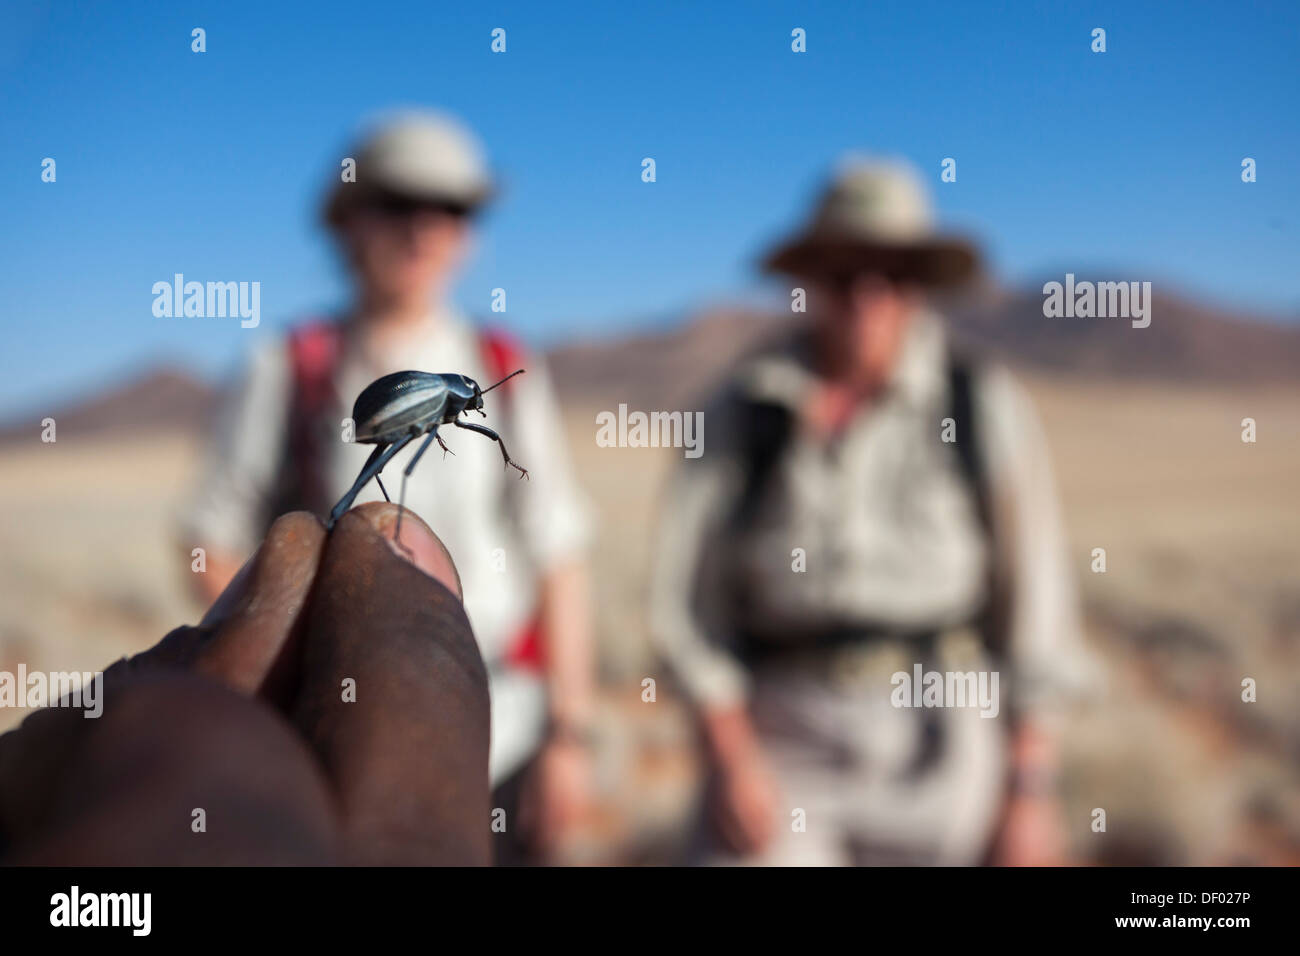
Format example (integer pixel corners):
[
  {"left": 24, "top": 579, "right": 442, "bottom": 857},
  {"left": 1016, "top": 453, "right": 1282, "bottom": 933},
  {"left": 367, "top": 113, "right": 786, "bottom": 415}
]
[
  {"left": 945, "top": 349, "right": 1008, "bottom": 658},
  {"left": 725, "top": 394, "right": 794, "bottom": 658},
  {"left": 945, "top": 350, "right": 992, "bottom": 537},
  {"left": 733, "top": 398, "right": 795, "bottom": 527}
]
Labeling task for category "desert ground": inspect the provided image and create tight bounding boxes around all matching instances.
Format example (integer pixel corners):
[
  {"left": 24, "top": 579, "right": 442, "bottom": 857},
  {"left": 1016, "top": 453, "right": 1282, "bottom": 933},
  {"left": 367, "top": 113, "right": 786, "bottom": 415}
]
[{"left": 1, "top": 368, "right": 1297, "bottom": 864}]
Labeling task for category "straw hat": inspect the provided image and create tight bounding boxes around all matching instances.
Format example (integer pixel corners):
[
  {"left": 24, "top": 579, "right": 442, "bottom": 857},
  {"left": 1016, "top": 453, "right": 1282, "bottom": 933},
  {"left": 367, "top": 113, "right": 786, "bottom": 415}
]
[
  {"left": 324, "top": 111, "right": 495, "bottom": 225},
  {"left": 762, "top": 157, "right": 979, "bottom": 287}
]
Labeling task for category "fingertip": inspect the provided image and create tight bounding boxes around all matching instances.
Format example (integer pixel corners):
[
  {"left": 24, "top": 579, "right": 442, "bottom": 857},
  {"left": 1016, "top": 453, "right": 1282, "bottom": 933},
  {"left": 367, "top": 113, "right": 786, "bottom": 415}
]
[
  {"left": 266, "top": 510, "right": 328, "bottom": 545},
  {"left": 336, "top": 502, "right": 463, "bottom": 600},
  {"left": 199, "top": 511, "right": 326, "bottom": 629},
  {"left": 194, "top": 510, "right": 329, "bottom": 697}
]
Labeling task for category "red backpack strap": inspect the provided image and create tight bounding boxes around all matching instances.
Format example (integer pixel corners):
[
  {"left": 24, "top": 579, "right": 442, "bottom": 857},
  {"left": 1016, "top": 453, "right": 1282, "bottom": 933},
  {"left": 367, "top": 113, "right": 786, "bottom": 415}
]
[
  {"left": 477, "top": 326, "right": 527, "bottom": 403},
  {"left": 279, "top": 319, "right": 344, "bottom": 518},
  {"left": 478, "top": 326, "right": 546, "bottom": 671},
  {"left": 289, "top": 320, "right": 343, "bottom": 409}
]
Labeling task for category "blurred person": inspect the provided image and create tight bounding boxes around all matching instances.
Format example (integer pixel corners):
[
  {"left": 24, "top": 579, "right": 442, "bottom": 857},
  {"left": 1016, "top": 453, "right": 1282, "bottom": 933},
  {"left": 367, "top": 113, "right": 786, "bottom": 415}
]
[
  {"left": 181, "top": 112, "right": 596, "bottom": 863},
  {"left": 651, "top": 159, "right": 1097, "bottom": 865}
]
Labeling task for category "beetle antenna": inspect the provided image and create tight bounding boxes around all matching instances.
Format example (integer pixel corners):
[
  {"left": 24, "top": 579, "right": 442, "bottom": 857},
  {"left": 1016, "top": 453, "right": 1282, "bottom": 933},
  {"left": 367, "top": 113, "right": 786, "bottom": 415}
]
[{"left": 480, "top": 368, "right": 525, "bottom": 395}]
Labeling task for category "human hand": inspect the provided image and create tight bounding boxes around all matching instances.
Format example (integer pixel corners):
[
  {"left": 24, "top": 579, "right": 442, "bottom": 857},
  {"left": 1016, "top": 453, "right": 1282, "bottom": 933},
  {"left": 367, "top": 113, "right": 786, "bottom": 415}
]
[
  {"left": 697, "top": 705, "right": 780, "bottom": 857},
  {"left": 711, "top": 751, "right": 780, "bottom": 856},
  {"left": 991, "top": 723, "right": 1069, "bottom": 866},
  {"left": 989, "top": 793, "right": 1069, "bottom": 867},
  {"left": 518, "top": 735, "right": 595, "bottom": 859},
  {"left": 0, "top": 503, "right": 490, "bottom": 866}
]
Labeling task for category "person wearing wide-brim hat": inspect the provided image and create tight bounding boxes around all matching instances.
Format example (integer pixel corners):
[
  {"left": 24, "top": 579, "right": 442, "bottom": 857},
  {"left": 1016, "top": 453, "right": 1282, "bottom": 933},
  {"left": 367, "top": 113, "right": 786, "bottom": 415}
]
[
  {"left": 183, "top": 111, "right": 599, "bottom": 864},
  {"left": 650, "top": 157, "right": 1100, "bottom": 866}
]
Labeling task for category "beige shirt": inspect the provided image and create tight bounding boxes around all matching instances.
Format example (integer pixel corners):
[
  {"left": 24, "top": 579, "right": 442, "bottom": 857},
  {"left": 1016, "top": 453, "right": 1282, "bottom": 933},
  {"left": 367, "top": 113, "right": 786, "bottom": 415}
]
[
  {"left": 650, "top": 310, "right": 1097, "bottom": 719},
  {"left": 182, "top": 308, "right": 593, "bottom": 782}
]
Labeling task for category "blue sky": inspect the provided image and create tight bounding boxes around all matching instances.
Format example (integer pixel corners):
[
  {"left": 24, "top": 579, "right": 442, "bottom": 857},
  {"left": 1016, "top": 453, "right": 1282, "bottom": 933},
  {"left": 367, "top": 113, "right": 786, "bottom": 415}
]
[{"left": 2, "top": 0, "right": 1297, "bottom": 415}]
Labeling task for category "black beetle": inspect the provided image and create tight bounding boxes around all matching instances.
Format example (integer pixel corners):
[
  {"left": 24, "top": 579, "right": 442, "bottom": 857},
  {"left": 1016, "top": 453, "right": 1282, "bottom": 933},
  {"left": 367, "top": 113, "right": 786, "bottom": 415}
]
[{"left": 327, "top": 368, "right": 528, "bottom": 529}]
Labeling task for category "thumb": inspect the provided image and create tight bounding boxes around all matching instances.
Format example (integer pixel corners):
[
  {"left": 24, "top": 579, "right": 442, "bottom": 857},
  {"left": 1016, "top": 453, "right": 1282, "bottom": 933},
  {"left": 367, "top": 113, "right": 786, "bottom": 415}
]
[{"left": 291, "top": 502, "right": 491, "bottom": 865}]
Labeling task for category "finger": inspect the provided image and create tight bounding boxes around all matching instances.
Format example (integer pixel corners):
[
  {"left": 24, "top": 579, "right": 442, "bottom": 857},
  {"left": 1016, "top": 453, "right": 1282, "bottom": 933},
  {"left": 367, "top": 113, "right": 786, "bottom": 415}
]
[
  {"left": 744, "top": 807, "right": 775, "bottom": 851},
  {"left": 4, "top": 674, "right": 340, "bottom": 865},
  {"left": 0, "top": 504, "right": 468, "bottom": 861},
  {"left": 515, "top": 779, "right": 542, "bottom": 849},
  {"left": 360, "top": 502, "right": 462, "bottom": 599},
  {"left": 0, "top": 513, "right": 328, "bottom": 850},
  {"left": 193, "top": 511, "right": 327, "bottom": 701},
  {"left": 712, "top": 803, "right": 748, "bottom": 855},
  {"left": 0, "top": 698, "right": 94, "bottom": 849},
  {"left": 292, "top": 502, "right": 490, "bottom": 865},
  {"left": 92, "top": 512, "right": 327, "bottom": 699}
]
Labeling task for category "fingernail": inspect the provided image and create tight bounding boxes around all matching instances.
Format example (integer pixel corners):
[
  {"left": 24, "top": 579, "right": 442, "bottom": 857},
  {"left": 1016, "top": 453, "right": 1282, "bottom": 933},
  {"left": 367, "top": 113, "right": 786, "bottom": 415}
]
[{"left": 359, "top": 504, "right": 463, "bottom": 600}]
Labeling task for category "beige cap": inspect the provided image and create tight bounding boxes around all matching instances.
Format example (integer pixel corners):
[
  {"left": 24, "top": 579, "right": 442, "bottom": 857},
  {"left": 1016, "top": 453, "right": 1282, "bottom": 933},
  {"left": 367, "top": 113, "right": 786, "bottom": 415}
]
[
  {"left": 761, "top": 157, "right": 979, "bottom": 287},
  {"left": 324, "top": 111, "right": 496, "bottom": 225}
]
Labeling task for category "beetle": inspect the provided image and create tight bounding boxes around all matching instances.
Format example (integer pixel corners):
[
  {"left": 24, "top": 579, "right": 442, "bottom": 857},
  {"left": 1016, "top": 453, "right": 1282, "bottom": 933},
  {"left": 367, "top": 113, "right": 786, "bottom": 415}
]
[{"left": 327, "top": 367, "right": 528, "bottom": 530}]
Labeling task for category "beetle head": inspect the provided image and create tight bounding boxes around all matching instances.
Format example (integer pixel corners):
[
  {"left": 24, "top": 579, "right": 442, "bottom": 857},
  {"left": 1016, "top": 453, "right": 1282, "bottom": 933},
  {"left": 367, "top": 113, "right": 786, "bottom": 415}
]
[
  {"left": 443, "top": 375, "right": 487, "bottom": 417},
  {"left": 468, "top": 380, "right": 486, "bottom": 414}
]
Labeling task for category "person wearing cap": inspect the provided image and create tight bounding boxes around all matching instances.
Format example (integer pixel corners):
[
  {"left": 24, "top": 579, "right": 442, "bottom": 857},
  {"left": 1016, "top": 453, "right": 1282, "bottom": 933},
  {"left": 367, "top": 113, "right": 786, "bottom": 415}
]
[
  {"left": 650, "top": 158, "right": 1099, "bottom": 865},
  {"left": 181, "top": 112, "right": 597, "bottom": 863}
]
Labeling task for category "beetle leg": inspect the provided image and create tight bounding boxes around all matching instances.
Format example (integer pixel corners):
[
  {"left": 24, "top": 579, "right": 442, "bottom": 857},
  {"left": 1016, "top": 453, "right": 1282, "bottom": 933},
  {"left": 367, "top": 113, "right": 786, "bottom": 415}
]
[
  {"left": 375, "top": 474, "right": 391, "bottom": 503},
  {"left": 326, "top": 436, "right": 414, "bottom": 528},
  {"left": 393, "top": 428, "right": 442, "bottom": 544},
  {"left": 435, "top": 432, "right": 455, "bottom": 457},
  {"left": 403, "top": 429, "right": 439, "bottom": 477},
  {"left": 328, "top": 444, "right": 386, "bottom": 527},
  {"left": 452, "top": 419, "right": 530, "bottom": 480}
]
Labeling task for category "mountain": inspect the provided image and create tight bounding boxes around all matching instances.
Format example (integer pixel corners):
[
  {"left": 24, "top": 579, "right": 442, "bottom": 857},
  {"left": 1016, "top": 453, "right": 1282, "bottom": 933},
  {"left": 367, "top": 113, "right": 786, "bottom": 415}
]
[
  {"left": 2, "top": 282, "right": 1297, "bottom": 445},
  {"left": 943, "top": 280, "right": 1300, "bottom": 383},
  {"left": 546, "top": 307, "right": 790, "bottom": 409},
  {"left": 547, "top": 284, "right": 1300, "bottom": 408},
  {"left": 0, "top": 368, "right": 216, "bottom": 446}
]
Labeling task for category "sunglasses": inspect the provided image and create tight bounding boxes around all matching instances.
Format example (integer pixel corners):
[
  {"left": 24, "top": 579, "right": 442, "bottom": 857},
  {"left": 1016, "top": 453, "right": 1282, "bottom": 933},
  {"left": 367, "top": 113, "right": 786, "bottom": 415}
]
[
  {"left": 818, "top": 270, "right": 913, "bottom": 295},
  {"left": 363, "top": 193, "right": 473, "bottom": 221}
]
